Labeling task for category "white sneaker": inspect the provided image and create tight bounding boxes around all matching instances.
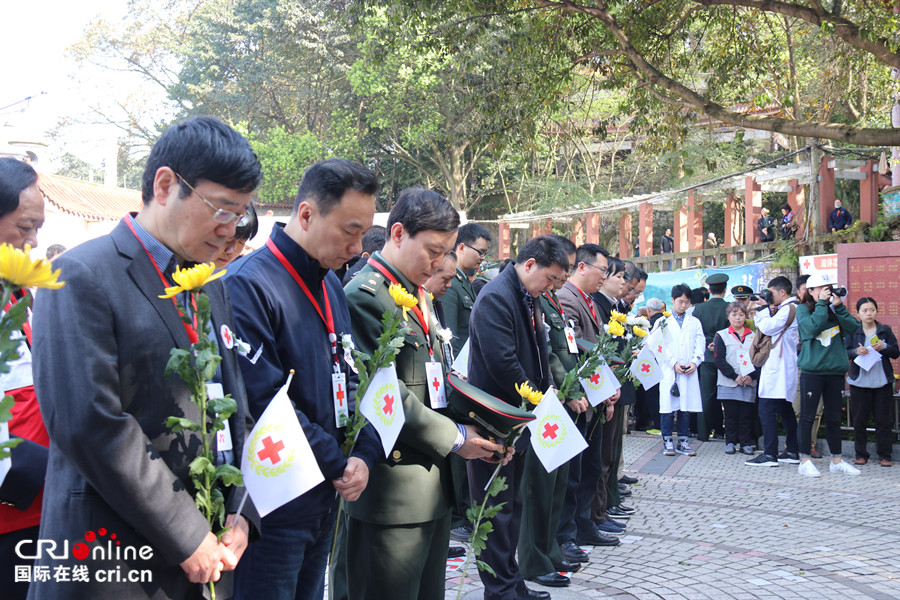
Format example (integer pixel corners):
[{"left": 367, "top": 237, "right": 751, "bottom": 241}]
[
  {"left": 830, "top": 460, "right": 861, "bottom": 476},
  {"left": 798, "top": 461, "right": 821, "bottom": 478}
]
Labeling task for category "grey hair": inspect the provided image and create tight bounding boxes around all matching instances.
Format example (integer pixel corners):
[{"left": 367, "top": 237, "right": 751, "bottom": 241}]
[{"left": 647, "top": 298, "right": 665, "bottom": 311}]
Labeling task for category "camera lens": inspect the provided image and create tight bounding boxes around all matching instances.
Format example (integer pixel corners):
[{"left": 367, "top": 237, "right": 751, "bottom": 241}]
[{"left": 833, "top": 286, "right": 847, "bottom": 297}]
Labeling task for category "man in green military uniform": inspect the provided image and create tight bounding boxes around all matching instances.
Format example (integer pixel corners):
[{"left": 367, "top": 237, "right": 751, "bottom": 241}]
[
  {"left": 519, "top": 237, "right": 589, "bottom": 588},
  {"left": 691, "top": 273, "right": 731, "bottom": 441},
  {"left": 443, "top": 222, "right": 491, "bottom": 540},
  {"left": 340, "top": 188, "right": 505, "bottom": 600}
]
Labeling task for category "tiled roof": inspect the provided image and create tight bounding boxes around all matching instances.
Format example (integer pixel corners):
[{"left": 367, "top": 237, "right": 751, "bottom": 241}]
[{"left": 37, "top": 173, "right": 142, "bottom": 221}]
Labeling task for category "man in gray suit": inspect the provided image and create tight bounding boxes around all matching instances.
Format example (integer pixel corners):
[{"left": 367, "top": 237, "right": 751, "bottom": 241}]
[{"left": 29, "top": 117, "right": 262, "bottom": 599}]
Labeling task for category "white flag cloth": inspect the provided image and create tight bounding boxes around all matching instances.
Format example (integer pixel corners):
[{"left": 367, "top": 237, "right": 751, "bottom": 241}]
[
  {"left": 527, "top": 388, "right": 587, "bottom": 473},
  {"left": 359, "top": 363, "right": 406, "bottom": 457},
  {"left": 630, "top": 346, "right": 664, "bottom": 390},
  {"left": 736, "top": 350, "right": 755, "bottom": 376},
  {"left": 645, "top": 326, "right": 666, "bottom": 360},
  {"left": 579, "top": 362, "right": 620, "bottom": 407},
  {"left": 451, "top": 339, "right": 470, "bottom": 378},
  {"left": 242, "top": 376, "right": 325, "bottom": 517}
]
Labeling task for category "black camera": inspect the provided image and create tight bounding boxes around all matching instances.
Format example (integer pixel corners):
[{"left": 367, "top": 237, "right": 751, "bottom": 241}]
[
  {"left": 750, "top": 289, "right": 773, "bottom": 304},
  {"left": 832, "top": 286, "right": 848, "bottom": 297}
]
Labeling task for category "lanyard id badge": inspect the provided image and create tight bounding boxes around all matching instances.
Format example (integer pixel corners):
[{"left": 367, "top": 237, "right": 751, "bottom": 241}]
[
  {"left": 207, "top": 383, "right": 233, "bottom": 452},
  {"left": 564, "top": 326, "right": 578, "bottom": 354},
  {"left": 425, "top": 360, "right": 447, "bottom": 409},
  {"left": 332, "top": 371, "right": 349, "bottom": 428}
]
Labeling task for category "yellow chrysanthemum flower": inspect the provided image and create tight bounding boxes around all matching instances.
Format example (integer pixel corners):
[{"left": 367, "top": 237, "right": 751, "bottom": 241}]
[
  {"left": 389, "top": 283, "right": 418, "bottom": 320},
  {"left": 159, "top": 263, "right": 224, "bottom": 299},
  {"left": 610, "top": 310, "right": 627, "bottom": 323},
  {"left": 0, "top": 244, "right": 64, "bottom": 290},
  {"left": 633, "top": 326, "right": 648, "bottom": 338},
  {"left": 663, "top": 310, "right": 672, "bottom": 317},
  {"left": 515, "top": 381, "right": 544, "bottom": 405},
  {"left": 608, "top": 320, "right": 626, "bottom": 337}
]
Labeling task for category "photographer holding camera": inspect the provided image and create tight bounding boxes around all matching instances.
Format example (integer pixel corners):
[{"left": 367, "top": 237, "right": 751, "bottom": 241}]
[
  {"left": 795, "top": 273, "right": 861, "bottom": 477},
  {"left": 745, "top": 277, "right": 801, "bottom": 468}
]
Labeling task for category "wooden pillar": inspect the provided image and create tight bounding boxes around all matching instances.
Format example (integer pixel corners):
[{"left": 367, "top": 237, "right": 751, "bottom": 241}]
[
  {"left": 638, "top": 201, "right": 653, "bottom": 258},
  {"left": 572, "top": 219, "right": 585, "bottom": 247},
  {"left": 618, "top": 213, "right": 633, "bottom": 259},
  {"left": 688, "top": 191, "right": 703, "bottom": 251},
  {"left": 724, "top": 192, "right": 741, "bottom": 247},
  {"left": 674, "top": 201, "right": 689, "bottom": 253},
  {"left": 498, "top": 222, "right": 511, "bottom": 260},
  {"left": 531, "top": 219, "right": 552, "bottom": 237},
  {"left": 787, "top": 179, "right": 805, "bottom": 238},
  {"left": 819, "top": 155, "right": 835, "bottom": 233},
  {"left": 744, "top": 176, "right": 762, "bottom": 244},
  {"left": 585, "top": 212, "right": 600, "bottom": 245},
  {"left": 859, "top": 160, "right": 878, "bottom": 225}
]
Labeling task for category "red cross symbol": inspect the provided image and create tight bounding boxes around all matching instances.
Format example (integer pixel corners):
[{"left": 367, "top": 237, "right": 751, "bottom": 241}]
[
  {"left": 432, "top": 377, "right": 442, "bottom": 392},
  {"left": 803, "top": 259, "right": 811, "bottom": 269},
  {"left": 590, "top": 373, "right": 600, "bottom": 385},
  {"left": 566, "top": 331, "right": 574, "bottom": 343},
  {"left": 657, "top": 345, "right": 663, "bottom": 354},
  {"left": 742, "top": 360, "right": 748, "bottom": 367},
  {"left": 383, "top": 394, "right": 394, "bottom": 415},
  {"left": 336, "top": 383, "right": 345, "bottom": 407},
  {"left": 222, "top": 328, "right": 232, "bottom": 346},
  {"left": 257, "top": 436, "right": 285, "bottom": 465},
  {"left": 542, "top": 423, "right": 559, "bottom": 439},
  {"left": 640, "top": 362, "right": 651, "bottom": 373}
]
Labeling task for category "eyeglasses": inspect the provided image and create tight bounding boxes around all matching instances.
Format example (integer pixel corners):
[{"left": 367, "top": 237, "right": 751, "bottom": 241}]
[
  {"left": 582, "top": 262, "right": 609, "bottom": 275},
  {"left": 464, "top": 243, "right": 488, "bottom": 259},
  {"left": 175, "top": 173, "right": 251, "bottom": 227}
]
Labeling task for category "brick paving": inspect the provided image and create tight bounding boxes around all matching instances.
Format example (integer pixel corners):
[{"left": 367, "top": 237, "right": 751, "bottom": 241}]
[{"left": 448, "top": 432, "right": 900, "bottom": 600}]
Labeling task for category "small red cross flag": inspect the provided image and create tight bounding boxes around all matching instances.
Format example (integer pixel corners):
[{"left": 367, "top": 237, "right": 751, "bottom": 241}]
[
  {"left": 527, "top": 388, "right": 587, "bottom": 473},
  {"left": 737, "top": 352, "right": 754, "bottom": 376},
  {"left": 359, "top": 363, "right": 406, "bottom": 457},
  {"left": 630, "top": 346, "right": 663, "bottom": 390},
  {"left": 579, "top": 361, "right": 620, "bottom": 406},
  {"left": 644, "top": 326, "right": 666, "bottom": 360},
  {"left": 242, "top": 372, "right": 325, "bottom": 517}
]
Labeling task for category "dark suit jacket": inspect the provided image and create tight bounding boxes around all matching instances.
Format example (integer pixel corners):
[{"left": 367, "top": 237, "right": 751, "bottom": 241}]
[
  {"left": 468, "top": 264, "right": 550, "bottom": 413},
  {"left": 691, "top": 296, "right": 730, "bottom": 363},
  {"left": 30, "top": 219, "right": 258, "bottom": 600}
]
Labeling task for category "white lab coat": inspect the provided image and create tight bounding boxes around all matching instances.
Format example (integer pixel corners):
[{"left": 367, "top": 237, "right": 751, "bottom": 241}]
[
  {"left": 657, "top": 314, "right": 705, "bottom": 413},
  {"left": 754, "top": 299, "right": 799, "bottom": 400}
]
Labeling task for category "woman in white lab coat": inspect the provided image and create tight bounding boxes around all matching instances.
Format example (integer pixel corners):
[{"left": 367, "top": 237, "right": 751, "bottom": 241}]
[{"left": 656, "top": 284, "right": 706, "bottom": 456}]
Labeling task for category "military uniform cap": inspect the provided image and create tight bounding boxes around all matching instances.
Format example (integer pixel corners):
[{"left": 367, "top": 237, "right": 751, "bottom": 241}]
[
  {"left": 447, "top": 374, "right": 535, "bottom": 455},
  {"left": 707, "top": 273, "right": 729, "bottom": 285},
  {"left": 731, "top": 285, "right": 753, "bottom": 298}
]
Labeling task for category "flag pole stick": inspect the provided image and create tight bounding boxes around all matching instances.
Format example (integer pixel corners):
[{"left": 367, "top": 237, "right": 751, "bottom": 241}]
[{"left": 234, "top": 488, "right": 250, "bottom": 520}]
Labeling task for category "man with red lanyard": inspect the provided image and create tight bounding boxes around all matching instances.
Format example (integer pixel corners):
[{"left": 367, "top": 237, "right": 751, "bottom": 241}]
[
  {"left": 224, "top": 159, "right": 383, "bottom": 600},
  {"left": 555, "top": 243, "right": 624, "bottom": 557},
  {"left": 0, "top": 157, "right": 46, "bottom": 600},
  {"left": 30, "top": 117, "right": 262, "bottom": 599},
  {"left": 340, "top": 187, "right": 506, "bottom": 600}
]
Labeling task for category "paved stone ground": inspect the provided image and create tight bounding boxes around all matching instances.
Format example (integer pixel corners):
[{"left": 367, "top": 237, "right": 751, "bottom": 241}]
[{"left": 447, "top": 431, "right": 900, "bottom": 600}]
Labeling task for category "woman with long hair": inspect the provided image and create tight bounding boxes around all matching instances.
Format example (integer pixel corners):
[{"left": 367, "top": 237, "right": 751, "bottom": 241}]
[{"left": 795, "top": 275, "right": 860, "bottom": 477}]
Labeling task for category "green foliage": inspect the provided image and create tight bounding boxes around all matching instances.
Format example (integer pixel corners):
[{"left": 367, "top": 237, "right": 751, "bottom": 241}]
[
  {"left": 770, "top": 241, "right": 800, "bottom": 268},
  {"left": 456, "top": 475, "right": 509, "bottom": 599},
  {"left": 0, "top": 288, "right": 32, "bottom": 460}
]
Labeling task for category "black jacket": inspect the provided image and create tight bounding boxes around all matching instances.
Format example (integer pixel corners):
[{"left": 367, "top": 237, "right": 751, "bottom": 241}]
[{"left": 844, "top": 321, "right": 900, "bottom": 382}]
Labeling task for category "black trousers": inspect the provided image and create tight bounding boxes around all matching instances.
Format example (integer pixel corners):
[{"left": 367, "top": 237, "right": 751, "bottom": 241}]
[
  {"left": 592, "top": 402, "right": 623, "bottom": 521},
  {"left": 798, "top": 373, "right": 845, "bottom": 457},
  {"left": 557, "top": 411, "right": 601, "bottom": 544},
  {"left": 469, "top": 452, "right": 526, "bottom": 600},
  {"left": 850, "top": 384, "right": 895, "bottom": 460},
  {"left": 722, "top": 398, "right": 755, "bottom": 446},
  {"left": 698, "top": 362, "right": 723, "bottom": 440}
]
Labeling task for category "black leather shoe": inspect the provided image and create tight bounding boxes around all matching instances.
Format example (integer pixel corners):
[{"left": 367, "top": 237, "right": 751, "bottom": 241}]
[
  {"left": 553, "top": 560, "right": 581, "bottom": 573},
  {"left": 560, "top": 540, "right": 590, "bottom": 562},
  {"left": 527, "top": 572, "right": 570, "bottom": 587},
  {"left": 517, "top": 587, "right": 551, "bottom": 600},
  {"left": 616, "top": 503, "right": 635, "bottom": 512},
  {"left": 447, "top": 546, "right": 466, "bottom": 558},
  {"left": 619, "top": 475, "right": 639, "bottom": 485},
  {"left": 575, "top": 530, "right": 621, "bottom": 546},
  {"left": 607, "top": 506, "right": 632, "bottom": 519},
  {"left": 618, "top": 484, "right": 632, "bottom": 497}
]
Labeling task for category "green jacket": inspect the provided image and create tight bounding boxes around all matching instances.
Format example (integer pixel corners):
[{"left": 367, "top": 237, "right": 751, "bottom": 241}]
[
  {"left": 540, "top": 291, "right": 578, "bottom": 388},
  {"left": 796, "top": 300, "right": 860, "bottom": 375},
  {"left": 442, "top": 268, "right": 476, "bottom": 357},
  {"left": 343, "top": 252, "right": 459, "bottom": 525},
  {"left": 691, "top": 296, "right": 730, "bottom": 363}
]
